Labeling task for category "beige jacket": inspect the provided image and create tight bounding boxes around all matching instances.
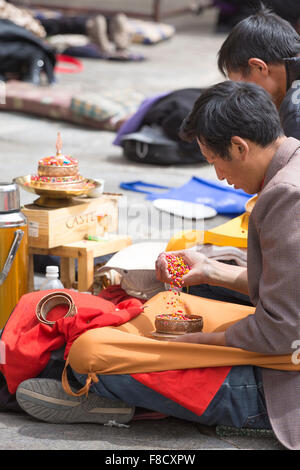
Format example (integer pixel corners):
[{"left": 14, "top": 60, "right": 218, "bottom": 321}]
[
  {"left": 226, "top": 137, "right": 300, "bottom": 450},
  {"left": 0, "top": 0, "right": 46, "bottom": 38}
]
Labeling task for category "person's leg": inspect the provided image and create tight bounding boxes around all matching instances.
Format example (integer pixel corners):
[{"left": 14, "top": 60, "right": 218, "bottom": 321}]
[
  {"left": 74, "top": 371, "right": 205, "bottom": 423},
  {"left": 107, "top": 13, "right": 132, "bottom": 52},
  {"left": 86, "top": 13, "right": 132, "bottom": 56},
  {"left": 39, "top": 13, "right": 132, "bottom": 55},
  {"left": 199, "top": 366, "right": 271, "bottom": 429},
  {"left": 73, "top": 365, "right": 271, "bottom": 429},
  {"left": 85, "top": 16, "right": 113, "bottom": 54},
  {"left": 39, "top": 14, "right": 113, "bottom": 54},
  {"left": 15, "top": 363, "right": 270, "bottom": 429},
  {"left": 39, "top": 16, "right": 90, "bottom": 36},
  {"left": 184, "top": 284, "right": 252, "bottom": 306}
]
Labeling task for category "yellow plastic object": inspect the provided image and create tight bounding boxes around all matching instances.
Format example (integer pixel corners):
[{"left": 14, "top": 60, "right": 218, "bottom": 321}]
[
  {"left": 166, "top": 204, "right": 254, "bottom": 251},
  {"left": 165, "top": 230, "right": 205, "bottom": 251},
  {"left": 202, "top": 213, "right": 249, "bottom": 248},
  {"left": 165, "top": 195, "right": 258, "bottom": 251},
  {"left": 165, "top": 215, "right": 248, "bottom": 251}
]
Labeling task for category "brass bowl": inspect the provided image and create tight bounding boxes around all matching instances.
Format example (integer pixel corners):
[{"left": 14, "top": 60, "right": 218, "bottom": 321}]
[{"left": 14, "top": 175, "right": 102, "bottom": 207}]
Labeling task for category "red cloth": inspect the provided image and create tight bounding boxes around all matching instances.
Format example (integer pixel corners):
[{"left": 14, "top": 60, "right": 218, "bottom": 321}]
[
  {"left": 131, "top": 367, "right": 231, "bottom": 416},
  {"left": 98, "top": 284, "right": 147, "bottom": 305},
  {"left": 0, "top": 289, "right": 143, "bottom": 394}
]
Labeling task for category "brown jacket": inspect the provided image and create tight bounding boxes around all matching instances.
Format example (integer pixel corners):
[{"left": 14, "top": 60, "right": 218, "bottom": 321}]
[{"left": 226, "top": 137, "right": 300, "bottom": 450}]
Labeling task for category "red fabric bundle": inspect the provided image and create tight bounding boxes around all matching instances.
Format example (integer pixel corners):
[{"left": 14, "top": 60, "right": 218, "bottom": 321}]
[{"left": 0, "top": 289, "right": 143, "bottom": 394}]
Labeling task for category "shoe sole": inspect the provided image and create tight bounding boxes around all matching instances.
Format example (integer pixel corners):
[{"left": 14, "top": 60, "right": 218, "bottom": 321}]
[{"left": 16, "top": 379, "right": 135, "bottom": 424}]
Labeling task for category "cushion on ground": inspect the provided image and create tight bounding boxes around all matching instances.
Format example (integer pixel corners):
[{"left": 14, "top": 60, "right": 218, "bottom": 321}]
[
  {"left": 128, "top": 19, "right": 175, "bottom": 44},
  {"left": 70, "top": 89, "right": 144, "bottom": 127},
  {"left": 0, "top": 80, "right": 143, "bottom": 130}
]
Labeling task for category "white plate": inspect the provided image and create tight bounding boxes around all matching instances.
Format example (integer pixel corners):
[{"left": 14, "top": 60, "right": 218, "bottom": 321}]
[
  {"left": 153, "top": 198, "right": 217, "bottom": 219},
  {"left": 105, "top": 241, "right": 167, "bottom": 270}
]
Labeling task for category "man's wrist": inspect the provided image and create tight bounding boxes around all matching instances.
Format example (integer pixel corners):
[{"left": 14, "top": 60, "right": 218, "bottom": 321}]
[
  {"left": 174, "top": 331, "right": 226, "bottom": 346},
  {"left": 202, "top": 257, "right": 219, "bottom": 285},
  {"left": 203, "top": 258, "right": 248, "bottom": 295}
]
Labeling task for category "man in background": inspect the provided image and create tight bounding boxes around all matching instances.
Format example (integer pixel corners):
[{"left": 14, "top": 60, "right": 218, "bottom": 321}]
[{"left": 217, "top": 6, "right": 300, "bottom": 139}]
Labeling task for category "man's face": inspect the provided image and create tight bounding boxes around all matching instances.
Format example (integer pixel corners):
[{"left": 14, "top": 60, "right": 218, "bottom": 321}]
[
  {"left": 197, "top": 139, "right": 259, "bottom": 195},
  {"left": 228, "top": 64, "right": 286, "bottom": 108}
]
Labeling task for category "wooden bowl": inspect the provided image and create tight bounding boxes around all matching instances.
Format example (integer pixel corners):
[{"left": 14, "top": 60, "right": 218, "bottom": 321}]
[{"left": 155, "top": 314, "right": 203, "bottom": 335}]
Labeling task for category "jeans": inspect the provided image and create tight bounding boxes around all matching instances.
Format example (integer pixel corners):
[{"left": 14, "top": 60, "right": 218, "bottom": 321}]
[
  {"left": 73, "top": 365, "right": 271, "bottom": 429},
  {"left": 38, "top": 16, "right": 89, "bottom": 36},
  {"left": 38, "top": 15, "right": 114, "bottom": 38},
  {"left": 184, "top": 284, "right": 253, "bottom": 306}
]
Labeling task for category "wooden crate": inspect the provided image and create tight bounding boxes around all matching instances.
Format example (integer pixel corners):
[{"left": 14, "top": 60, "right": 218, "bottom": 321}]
[{"left": 22, "top": 194, "right": 120, "bottom": 249}]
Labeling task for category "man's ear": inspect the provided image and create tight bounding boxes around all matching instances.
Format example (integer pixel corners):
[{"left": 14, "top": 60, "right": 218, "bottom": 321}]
[
  {"left": 230, "top": 136, "right": 249, "bottom": 160},
  {"left": 248, "top": 58, "right": 269, "bottom": 77}
]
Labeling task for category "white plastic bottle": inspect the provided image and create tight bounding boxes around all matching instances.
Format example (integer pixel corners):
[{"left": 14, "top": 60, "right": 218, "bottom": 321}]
[{"left": 40, "top": 266, "right": 64, "bottom": 290}]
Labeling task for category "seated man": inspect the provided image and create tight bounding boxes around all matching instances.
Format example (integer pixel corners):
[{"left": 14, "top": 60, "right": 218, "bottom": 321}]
[
  {"left": 217, "top": 6, "right": 300, "bottom": 139},
  {"left": 15, "top": 81, "right": 300, "bottom": 450},
  {"left": 155, "top": 5, "right": 300, "bottom": 308}
]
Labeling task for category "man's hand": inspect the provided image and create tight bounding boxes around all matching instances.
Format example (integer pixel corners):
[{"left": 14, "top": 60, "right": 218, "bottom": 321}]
[
  {"left": 156, "top": 248, "right": 249, "bottom": 294},
  {"left": 155, "top": 249, "right": 210, "bottom": 287}
]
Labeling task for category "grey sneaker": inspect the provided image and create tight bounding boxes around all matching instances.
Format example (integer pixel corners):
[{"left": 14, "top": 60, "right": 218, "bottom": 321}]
[{"left": 16, "top": 378, "right": 135, "bottom": 425}]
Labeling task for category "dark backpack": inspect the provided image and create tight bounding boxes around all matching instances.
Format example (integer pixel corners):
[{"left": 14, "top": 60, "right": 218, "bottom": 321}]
[{"left": 122, "top": 88, "right": 206, "bottom": 165}]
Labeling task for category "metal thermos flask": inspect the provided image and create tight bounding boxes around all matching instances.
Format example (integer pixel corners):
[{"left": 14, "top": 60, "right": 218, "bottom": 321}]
[{"left": 0, "top": 182, "right": 28, "bottom": 328}]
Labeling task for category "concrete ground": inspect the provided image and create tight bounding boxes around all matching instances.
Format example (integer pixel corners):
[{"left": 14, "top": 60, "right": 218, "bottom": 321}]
[{"left": 0, "top": 8, "right": 284, "bottom": 451}]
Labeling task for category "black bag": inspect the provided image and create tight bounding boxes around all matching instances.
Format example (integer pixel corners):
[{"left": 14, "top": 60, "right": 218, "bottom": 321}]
[
  {"left": 122, "top": 136, "right": 204, "bottom": 165},
  {"left": 0, "top": 19, "right": 56, "bottom": 84},
  {"left": 122, "top": 88, "right": 206, "bottom": 165}
]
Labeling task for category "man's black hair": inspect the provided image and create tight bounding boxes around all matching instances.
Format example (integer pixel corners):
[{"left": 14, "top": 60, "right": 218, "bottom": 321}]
[
  {"left": 179, "top": 81, "right": 284, "bottom": 159},
  {"left": 218, "top": 5, "right": 300, "bottom": 76}
]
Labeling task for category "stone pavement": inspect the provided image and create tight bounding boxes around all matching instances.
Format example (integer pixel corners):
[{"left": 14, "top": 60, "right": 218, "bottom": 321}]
[
  {"left": 0, "top": 412, "right": 283, "bottom": 451},
  {"left": 0, "top": 8, "right": 284, "bottom": 451}
]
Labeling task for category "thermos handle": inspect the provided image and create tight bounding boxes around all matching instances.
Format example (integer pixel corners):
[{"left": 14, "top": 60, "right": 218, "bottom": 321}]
[{"left": 0, "top": 229, "right": 24, "bottom": 286}]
